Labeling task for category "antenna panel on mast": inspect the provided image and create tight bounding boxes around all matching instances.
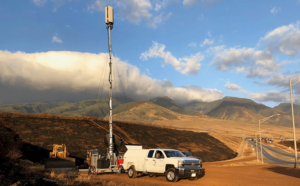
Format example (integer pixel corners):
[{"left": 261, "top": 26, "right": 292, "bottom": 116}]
[{"left": 105, "top": 6, "right": 114, "bottom": 25}]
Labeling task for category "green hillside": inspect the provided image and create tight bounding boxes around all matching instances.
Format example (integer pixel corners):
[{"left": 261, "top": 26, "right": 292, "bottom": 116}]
[
  {"left": 150, "top": 96, "right": 200, "bottom": 116},
  {"left": 0, "top": 101, "right": 70, "bottom": 113},
  {"left": 0, "top": 98, "right": 127, "bottom": 118},
  {"left": 109, "top": 101, "right": 179, "bottom": 123}
]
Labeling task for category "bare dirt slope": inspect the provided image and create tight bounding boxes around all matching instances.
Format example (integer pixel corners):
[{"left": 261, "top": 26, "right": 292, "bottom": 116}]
[
  {"left": 0, "top": 111, "right": 237, "bottom": 162},
  {"left": 149, "top": 116, "right": 300, "bottom": 140}
]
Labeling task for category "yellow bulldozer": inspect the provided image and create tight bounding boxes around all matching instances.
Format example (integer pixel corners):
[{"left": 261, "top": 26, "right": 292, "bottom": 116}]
[{"left": 45, "top": 144, "right": 76, "bottom": 170}]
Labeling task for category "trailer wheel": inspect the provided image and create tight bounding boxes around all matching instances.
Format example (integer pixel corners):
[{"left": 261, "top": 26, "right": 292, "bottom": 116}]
[
  {"left": 128, "top": 166, "right": 137, "bottom": 178},
  {"left": 166, "top": 168, "right": 178, "bottom": 182}
]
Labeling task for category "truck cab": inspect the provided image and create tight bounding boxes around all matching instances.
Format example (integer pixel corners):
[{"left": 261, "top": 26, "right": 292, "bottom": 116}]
[{"left": 123, "top": 145, "right": 203, "bottom": 182}]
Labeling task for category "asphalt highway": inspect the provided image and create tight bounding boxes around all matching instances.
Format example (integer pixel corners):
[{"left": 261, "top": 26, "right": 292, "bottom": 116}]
[{"left": 249, "top": 141, "right": 300, "bottom": 165}]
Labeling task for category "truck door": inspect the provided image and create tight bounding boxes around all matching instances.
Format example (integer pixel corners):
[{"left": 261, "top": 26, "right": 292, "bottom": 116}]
[
  {"left": 145, "top": 150, "right": 155, "bottom": 172},
  {"left": 153, "top": 150, "right": 165, "bottom": 173}
]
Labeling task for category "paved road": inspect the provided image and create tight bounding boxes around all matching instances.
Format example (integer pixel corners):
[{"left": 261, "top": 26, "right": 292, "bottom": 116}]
[{"left": 249, "top": 141, "right": 300, "bottom": 165}]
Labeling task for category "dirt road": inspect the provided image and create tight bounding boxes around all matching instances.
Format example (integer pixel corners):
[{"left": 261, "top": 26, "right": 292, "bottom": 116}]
[
  {"left": 87, "top": 145, "right": 300, "bottom": 186},
  {"left": 90, "top": 163, "right": 300, "bottom": 186}
]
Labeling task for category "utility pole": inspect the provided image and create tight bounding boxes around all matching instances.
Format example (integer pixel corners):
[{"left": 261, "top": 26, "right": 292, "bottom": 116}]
[
  {"left": 290, "top": 76, "right": 300, "bottom": 168},
  {"left": 255, "top": 132, "right": 259, "bottom": 162}
]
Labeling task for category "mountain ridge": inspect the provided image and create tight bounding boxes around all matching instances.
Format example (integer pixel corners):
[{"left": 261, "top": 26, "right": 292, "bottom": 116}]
[{"left": 1, "top": 96, "right": 299, "bottom": 127}]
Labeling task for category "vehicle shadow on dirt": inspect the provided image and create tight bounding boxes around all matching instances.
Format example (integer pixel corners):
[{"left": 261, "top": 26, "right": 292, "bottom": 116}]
[
  {"left": 133, "top": 169, "right": 206, "bottom": 182},
  {"left": 263, "top": 166, "right": 300, "bottom": 179}
]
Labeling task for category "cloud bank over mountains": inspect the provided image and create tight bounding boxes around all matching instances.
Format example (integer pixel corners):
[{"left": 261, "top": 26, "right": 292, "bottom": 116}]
[{"left": 0, "top": 50, "right": 223, "bottom": 104}]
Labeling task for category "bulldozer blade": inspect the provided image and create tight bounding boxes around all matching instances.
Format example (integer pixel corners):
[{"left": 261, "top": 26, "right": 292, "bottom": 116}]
[{"left": 45, "top": 158, "right": 76, "bottom": 170}]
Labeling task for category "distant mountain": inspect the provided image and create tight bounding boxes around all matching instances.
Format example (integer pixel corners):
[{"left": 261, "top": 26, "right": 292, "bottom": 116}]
[
  {"left": 150, "top": 96, "right": 201, "bottom": 116},
  {"left": 1, "top": 96, "right": 299, "bottom": 127},
  {"left": 206, "top": 97, "right": 274, "bottom": 123},
  {"left": 181, "top": 99, "right": 223, "bottom": 114},
  {"left": 184, "top": 96, "right": 300, "bottom": 127},
  {"left": 274, "top": 103, "right": 300, "bottom": 116},
  {"left": 207, "top": 97, "right": 275, "bottom": 117}
]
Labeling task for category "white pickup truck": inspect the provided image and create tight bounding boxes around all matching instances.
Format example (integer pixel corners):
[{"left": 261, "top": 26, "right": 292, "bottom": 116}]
[{"left": 122, "top": 145, "right": 203, "bottom": 182}]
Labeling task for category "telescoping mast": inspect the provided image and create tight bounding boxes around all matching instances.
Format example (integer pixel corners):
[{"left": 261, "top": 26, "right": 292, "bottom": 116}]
[
  {"left": 84, "top": 6, "right": 123, "bottom": 174},
  {"left": 106, "top": 5, "right": 114, "bottom": 166}
]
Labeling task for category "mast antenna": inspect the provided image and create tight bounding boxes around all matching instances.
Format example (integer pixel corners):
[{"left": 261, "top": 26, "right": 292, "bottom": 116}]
[{"left": 105, "top": 6, "right": 114, "bottom": 160}]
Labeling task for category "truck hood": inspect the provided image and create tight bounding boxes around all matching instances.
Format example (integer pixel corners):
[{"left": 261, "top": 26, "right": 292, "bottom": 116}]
[{"left": 169, "top": 157, "right": 200, "bottom": 161}]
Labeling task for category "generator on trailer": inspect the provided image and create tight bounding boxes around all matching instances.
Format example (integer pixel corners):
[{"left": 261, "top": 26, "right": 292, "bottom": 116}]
[{"left": 85, "top": 134, "right": 124, "bottom": 173}]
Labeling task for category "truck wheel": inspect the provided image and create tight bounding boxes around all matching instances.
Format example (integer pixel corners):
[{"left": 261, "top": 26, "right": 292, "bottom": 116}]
[
  {"left": 128, "top": 166, "right": 137, "bottom": 178},
  {"left": 166, "top": 168, "right": 178, "bottom": 182}
]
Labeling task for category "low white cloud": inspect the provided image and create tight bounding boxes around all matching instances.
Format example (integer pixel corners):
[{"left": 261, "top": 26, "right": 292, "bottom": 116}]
[
  {"left": 31, "top": 0, "right": 47, "bottom": 6},
  {"left": 209, "top": 22, "right": 300, "bottom": 79},
  {"left": 200, "top": 38, "right": 214, "bottom": 47},
  {"left": 270, "top": 7, "right": 280, "bottom": 14},
  {"left": 87, "top": 0, "right": 107, "bottom": 12},
  {"left": 209, "top": 46, "right": 255, "bottom": 71},
  {"left": 245, "top": 67, "right": 274, "bottom": 78},
  {"left": 154, "top": 0, "right": 170, "bottom": 11},
  {"left": 119, "top": 0, "right": 152, "bottom": 24},
  {"left": 225, "top": 83, "right": 240, "bottom": 92},
  {"left": 140, "top": 41, "right": 204, "bottom": 75},
  {"left": 236, "top": 67, "right": 245, "bottom": 73},
  {"left": 240, "top": 89, "right": 249, "bottom": 97},
  {"left": 262, "top": 73, "right": 300, "bottom": 94},
  {"left": 260, "top": 22, "right": 300, "bottom": 55},
  {"left": 188, "top": 42, "right": 196, "bottom": 47},
  {"left": 250, "top": 90, "right": 300, "bottom": 105},
  {"left": 0, "top": 50, "right": 222, "bottom": 104},
  {"left": 147, "top": 12, "right": 172, "bottom": 28},
  {"left": 183, "top": 0, "right": 220, "bottom": 6},
  {"left": 52, "top": 35, "right": 63, "bottom": 43},
  {"left": 209, "top": 45, "right": 281, "bottom": 78},
  {"left": 183, "top": 0, "right": 196, "bottom": 5}
]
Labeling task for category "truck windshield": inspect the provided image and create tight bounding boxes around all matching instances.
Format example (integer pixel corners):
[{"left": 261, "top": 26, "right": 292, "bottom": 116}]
[
  {"left": 182, "top": 152, "right": 192, "bottom": 156},
  {"left": 164, "top": 150, "right": 185, "bottom": 158}
]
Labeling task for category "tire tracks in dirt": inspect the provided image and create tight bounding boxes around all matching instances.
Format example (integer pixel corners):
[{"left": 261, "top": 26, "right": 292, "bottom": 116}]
[{"left": 89, "top": 119, "right": 139, "bottom": 144}]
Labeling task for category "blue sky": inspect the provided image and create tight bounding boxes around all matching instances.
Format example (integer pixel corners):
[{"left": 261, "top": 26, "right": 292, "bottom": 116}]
[{"left": 0, "top": 0, "right": 300, "bottom": 107}]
